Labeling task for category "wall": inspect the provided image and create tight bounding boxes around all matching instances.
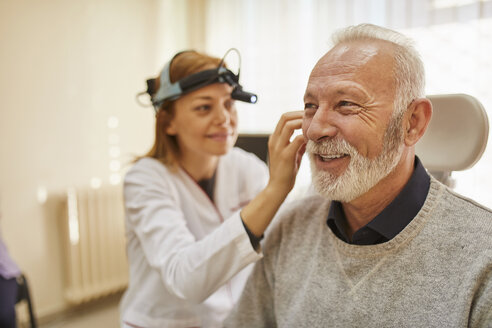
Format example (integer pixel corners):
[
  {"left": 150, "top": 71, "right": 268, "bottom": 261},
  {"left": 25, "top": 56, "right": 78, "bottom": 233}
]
[{"left": 0, "top": 0, "right": 197, "bottom": 320}]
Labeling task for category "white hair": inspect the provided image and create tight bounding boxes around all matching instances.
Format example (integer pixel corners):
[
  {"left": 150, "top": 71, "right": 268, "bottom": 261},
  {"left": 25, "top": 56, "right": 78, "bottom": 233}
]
[{"left": 332, "top": 23, "right": 426, "bottom": 115}]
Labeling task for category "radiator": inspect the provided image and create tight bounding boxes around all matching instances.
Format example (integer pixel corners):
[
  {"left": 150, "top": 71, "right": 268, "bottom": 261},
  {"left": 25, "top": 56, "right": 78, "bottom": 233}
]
[{"left": 58, "top": 185, "right": 128, "bottom": 304}]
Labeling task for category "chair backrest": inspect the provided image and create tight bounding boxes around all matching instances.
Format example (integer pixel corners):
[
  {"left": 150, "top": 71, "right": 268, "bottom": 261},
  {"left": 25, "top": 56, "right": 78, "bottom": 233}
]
[
  {"left": 235, "top": 134, "right": 270, "bottom": 164},
  {"left": 416, "top": 94, "right": 489, "bottom": 185}
]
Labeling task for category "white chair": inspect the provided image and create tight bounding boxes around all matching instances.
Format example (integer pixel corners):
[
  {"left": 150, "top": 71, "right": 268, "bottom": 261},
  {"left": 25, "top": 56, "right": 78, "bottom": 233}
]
[{"left": 416, "top": 94, "right": 489, "bottom": 187}]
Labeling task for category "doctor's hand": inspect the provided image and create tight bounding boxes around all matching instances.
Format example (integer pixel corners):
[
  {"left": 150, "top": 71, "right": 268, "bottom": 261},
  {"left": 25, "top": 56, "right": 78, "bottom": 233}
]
[
  {"left": 267, "top": 110, "right": 305, "bottom": 197},
  {"left": 241, "top": 110, "right": 305, "bottom": 239}
]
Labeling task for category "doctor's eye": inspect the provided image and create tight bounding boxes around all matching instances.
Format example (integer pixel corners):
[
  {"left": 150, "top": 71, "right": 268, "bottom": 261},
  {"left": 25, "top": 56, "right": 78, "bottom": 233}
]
[{"left": 194, "top": 104, "right": 212, "bottom": 112}]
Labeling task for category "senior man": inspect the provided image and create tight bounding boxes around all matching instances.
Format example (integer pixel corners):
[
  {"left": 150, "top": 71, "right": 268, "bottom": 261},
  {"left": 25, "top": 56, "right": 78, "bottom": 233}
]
[{"left": 224, "top": 24, "right": 491, "bottom": 327}]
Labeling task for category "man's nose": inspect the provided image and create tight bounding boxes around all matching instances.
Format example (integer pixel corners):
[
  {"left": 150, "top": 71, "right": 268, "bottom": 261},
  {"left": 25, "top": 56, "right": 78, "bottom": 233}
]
[{"left": 304, "top": 108, "right": 338, "bottom": 142}]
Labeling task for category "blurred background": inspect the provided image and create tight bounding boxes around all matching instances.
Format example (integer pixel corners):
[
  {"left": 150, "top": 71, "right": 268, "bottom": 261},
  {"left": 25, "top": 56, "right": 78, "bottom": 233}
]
[{"left": 1, "top": 0, "right": 491, "bottom": 326}]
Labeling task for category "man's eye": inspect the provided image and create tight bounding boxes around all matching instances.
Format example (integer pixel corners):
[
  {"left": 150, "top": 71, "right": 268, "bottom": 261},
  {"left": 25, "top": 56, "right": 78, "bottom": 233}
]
[
  {"left": 304, "top": 103, "right": 318, "bottom": 110},
  {"left": 338, "top": 101, "right": 357, "bottom": 107},
  {"left": 337, "top": 101, "right": 362, "bottom": 115}
]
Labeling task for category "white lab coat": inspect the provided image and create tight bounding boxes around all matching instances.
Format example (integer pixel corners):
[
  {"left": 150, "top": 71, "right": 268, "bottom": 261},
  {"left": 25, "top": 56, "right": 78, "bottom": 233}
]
[{"left": 120, "top": 147, "right": 269, "bottom": 328}]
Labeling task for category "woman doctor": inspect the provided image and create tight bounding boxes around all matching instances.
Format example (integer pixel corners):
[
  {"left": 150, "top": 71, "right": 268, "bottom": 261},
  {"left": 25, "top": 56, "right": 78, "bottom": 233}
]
[{"left": 120, "top": 49, "right": 304, "bottom": 328}]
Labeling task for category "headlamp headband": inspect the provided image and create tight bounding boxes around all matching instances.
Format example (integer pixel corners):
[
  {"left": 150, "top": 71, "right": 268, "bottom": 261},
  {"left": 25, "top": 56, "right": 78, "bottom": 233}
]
[{"left": 149, "top": 48, "right": 257, "bottom": 113}]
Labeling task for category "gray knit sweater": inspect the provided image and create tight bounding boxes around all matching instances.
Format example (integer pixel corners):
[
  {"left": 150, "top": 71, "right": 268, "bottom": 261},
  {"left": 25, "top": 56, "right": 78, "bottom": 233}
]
[{"left": 224, "top": 178, "right": 492, "bottom": 327}]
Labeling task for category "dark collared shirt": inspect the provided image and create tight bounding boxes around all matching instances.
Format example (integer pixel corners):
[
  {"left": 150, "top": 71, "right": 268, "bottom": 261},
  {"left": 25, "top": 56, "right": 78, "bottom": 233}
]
[{"left": 327, "top": 156, "right": 430, "bottom": 245}]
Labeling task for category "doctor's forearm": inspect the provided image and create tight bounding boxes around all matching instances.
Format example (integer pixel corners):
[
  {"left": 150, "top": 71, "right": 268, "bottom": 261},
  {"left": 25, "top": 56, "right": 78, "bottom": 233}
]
[
  {"left": 240, "top": 182, "right": 290, "bottom": 238},
  {"left": 241, "top": 111, "right": 304, "bottom": 239}
]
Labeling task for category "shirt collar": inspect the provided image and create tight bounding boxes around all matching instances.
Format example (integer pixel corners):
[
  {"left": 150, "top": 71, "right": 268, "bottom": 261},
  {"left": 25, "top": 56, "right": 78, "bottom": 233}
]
[{"left": 327, "top": 156, "right": 430, "bottom": 244}]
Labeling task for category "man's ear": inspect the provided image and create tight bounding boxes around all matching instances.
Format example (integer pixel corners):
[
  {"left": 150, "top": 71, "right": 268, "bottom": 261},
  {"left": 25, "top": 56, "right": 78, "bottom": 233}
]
[{"left": 404, "top": 98, "right": 432, "bottom": 146}]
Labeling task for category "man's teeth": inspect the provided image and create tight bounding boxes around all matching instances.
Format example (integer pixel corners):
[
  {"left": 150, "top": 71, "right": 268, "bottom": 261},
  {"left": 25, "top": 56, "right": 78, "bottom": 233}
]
[{"left": 319, "top": 154, "right": 345, "bottom": 161}]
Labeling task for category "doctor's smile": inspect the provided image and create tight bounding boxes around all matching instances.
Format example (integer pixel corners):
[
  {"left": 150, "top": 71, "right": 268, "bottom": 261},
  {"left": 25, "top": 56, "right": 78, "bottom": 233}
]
[{"left": 206, "top": 131, "right": 234, "bottom": 142}]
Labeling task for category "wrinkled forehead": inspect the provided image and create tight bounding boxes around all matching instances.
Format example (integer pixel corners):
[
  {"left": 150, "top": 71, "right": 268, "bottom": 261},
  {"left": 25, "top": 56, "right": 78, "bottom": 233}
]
[{"left": 308, "top": 40, "right": 396, "bottom": 90}]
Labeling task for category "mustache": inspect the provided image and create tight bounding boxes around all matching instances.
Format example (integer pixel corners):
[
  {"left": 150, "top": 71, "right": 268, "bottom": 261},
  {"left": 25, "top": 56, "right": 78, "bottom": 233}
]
[{"left": 305, "top": 138, "right": 357, "bottom": 156}]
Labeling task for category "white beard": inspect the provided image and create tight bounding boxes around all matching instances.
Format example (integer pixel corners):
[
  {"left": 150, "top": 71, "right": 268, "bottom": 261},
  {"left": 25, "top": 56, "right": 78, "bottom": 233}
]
[{"left": 307, "top": 117, "right": 405, "bottom": 202}]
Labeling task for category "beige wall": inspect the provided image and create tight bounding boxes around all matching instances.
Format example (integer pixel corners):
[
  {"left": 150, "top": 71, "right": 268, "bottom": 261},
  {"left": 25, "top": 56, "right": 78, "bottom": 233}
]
[{"left": 0, "top": 0, "right": 202, "bottom": 320}]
